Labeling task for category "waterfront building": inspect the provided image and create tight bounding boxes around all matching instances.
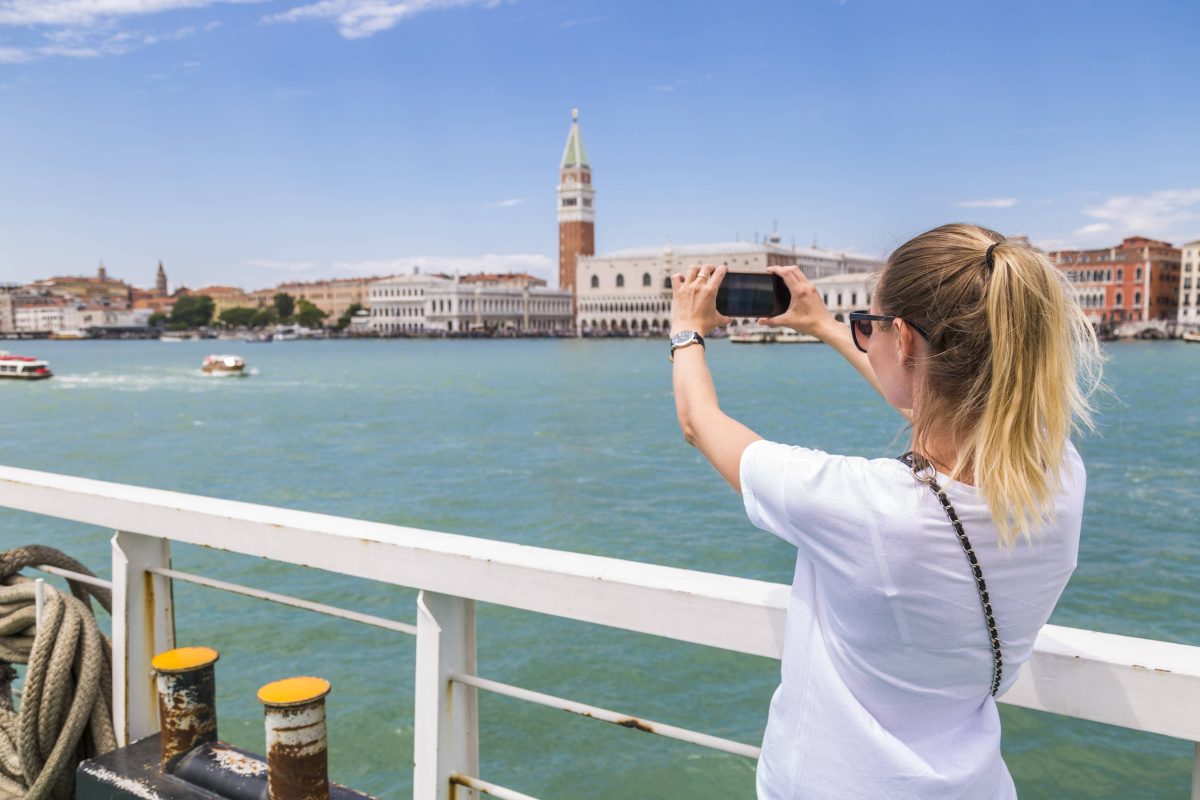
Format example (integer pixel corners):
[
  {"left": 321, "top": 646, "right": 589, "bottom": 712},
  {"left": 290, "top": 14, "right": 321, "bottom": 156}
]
[
  {"left": 0, "top": 286, "right": 18, "bottom": 334},
  {"left": 14, "top": 295, "right": 67, "bottom": 333},
  {"left": 1179, "top": 240, "right": 1200, "bottom": 325},
  {"left": 255, "top": 277, "right": 376, "bottom": 319},
  {"left": 61, "top": 303, "right": 151, "bottom": 333},
  {"left": 558, "top": 109, "right": 595, "bottom": 307},
  {"left": 1051, "top": 237, "right": 1181, "bottom": 325},
  {"left": 368, "top": 272, "right": 572, "bottom": 335},
  {"left": 574, "top": 235, "right": 882, "bottom": 335},
  {"left": 812, "top": 272, "right": 877, "bottom": 321},
  {"left": 193, "top": 285, "right": 251, "bottom": 318},
  {"left": 31, "top": 264, "right": 133, "bottom": 304}
]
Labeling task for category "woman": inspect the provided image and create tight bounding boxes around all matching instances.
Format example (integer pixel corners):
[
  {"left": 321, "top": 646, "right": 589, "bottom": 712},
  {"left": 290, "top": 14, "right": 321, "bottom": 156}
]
[{"left": 669, "top": 223, "right": 1102, "bottom": 799}]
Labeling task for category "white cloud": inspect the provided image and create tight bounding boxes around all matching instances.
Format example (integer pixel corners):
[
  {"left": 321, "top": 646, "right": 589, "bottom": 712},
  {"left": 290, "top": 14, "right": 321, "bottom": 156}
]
[
  {"left": 1072, "top": 222, "right": 1111, "bottom": 237},
  {"left": 264, "top": 0, "right": 499, "bottom": 40},
  {"left": 484, "top": 197, "right": 523, "bottom": 208},
  {"left": 335, "top": 253, "right": 554, "bottom": 282},
  {"left": 0, "top": 45, "right": 31, "bottom": 62},
  {"left": 0, "top": 1, "right": 237, "bottom": 63},
  {"left": 1081, "top": 188, "right": 1200, "bottom": 238},
  {"left": 246, "top": 258, "right": 318, "bottom": 271},
  {"left": 559, "top": 15, "right": 606, "bottom": 29},
  {"left": 955, "top": 197, "right": 1018, "bottom": 209},
  {"left": 0, "top": 1, "right": 253, "bottom": 27}
]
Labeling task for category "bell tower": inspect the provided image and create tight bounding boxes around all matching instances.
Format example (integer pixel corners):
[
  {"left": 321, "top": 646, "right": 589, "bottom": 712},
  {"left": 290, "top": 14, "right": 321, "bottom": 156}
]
[
  {"left": 155, "top": 260, "right": 168, "bottom": 296},
  {"left": 557, "top": 109, "right": 595, "bottom": 300}
]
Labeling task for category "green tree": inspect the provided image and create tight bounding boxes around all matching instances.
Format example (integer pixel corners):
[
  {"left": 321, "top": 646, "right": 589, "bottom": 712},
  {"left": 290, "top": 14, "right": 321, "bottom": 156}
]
[
  {"left": 251, "top": 306, "right": 279, "bottom": 328},
  {"left": 273, "top": 292, "right": 296, "bottom": 321},
  {"left": 296, "top": 299, "right": 328, "bottom": 329},
  {"left": 336, "top": 303, "right": 364, "bottom": 330},
  {"left": 147, "top": 311, "right": 168, "bottom": 328},
  {"left": 219, "top": 306, "right": 257, "bottom": 328},
  {"left": 170, "top": 295, "right": 215, "bottom": 328}
]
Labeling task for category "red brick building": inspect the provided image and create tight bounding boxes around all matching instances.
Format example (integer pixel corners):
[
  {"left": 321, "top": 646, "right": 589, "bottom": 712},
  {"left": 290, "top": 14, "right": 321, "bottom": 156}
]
[{"left": 1051, "top": 237, "right": 1180, "bottom": 325}]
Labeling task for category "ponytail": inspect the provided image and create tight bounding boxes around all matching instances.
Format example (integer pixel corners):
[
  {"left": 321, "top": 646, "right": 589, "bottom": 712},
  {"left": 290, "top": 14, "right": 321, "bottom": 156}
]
[
  {"left": 879, "top": 225, "right": 1103, "bottom": 547},
  {"left": 970, "top": 243, "right": 1102, "bottom": 545}
]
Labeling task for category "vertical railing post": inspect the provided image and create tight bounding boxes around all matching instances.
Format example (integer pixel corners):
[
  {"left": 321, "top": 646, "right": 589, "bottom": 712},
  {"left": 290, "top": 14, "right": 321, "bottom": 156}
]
[
  {"left": 413, "top": 591, "right": 478, "bottom": 800},
  {"left": 1191, "top": 742, "right": 1199, "bottom": 800},
  {"left": 112, "top": 531, "right": 175, "bottom": 747}
]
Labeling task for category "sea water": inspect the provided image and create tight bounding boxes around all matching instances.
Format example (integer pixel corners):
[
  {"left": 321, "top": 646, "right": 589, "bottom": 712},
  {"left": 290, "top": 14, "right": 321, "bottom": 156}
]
[{"left": 2, "top": 338, "right": 1197, "bottom": 798}]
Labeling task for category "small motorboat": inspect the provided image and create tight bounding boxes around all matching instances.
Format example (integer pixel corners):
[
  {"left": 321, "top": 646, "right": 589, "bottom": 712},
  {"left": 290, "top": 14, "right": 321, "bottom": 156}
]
[
  {"left": 1182, "top": 330, "right": 1200, "bottom": 343},
  {"left": 0, "top": 351, "right": 53, "bottom": 380},
  {"left": 201, "top": 354, "right": 247, "bottom": 376}
]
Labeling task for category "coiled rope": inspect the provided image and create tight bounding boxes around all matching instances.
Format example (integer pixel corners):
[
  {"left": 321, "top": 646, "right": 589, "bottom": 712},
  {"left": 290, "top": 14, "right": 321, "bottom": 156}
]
[{"left": 0, "top": 546, "right": 116, "bottom": 800}]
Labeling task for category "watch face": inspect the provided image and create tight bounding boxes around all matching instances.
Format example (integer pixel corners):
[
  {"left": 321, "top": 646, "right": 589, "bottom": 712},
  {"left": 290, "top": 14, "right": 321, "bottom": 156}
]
[{"left": 671, "top": 331, "right": 697, "bottom": 347}]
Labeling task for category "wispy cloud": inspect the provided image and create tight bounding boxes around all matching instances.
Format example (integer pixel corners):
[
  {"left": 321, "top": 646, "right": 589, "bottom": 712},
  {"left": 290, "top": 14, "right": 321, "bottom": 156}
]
[
  {"left": 0, "top": 1, "right": 257, "bottom": 27},
  {"left": 264, "top": 0, "right": 500, "bottom": 40},
  {"left": 0, "top": 1, "right": 236, "bottom": 63},
  {"left": 484, "top": 197, "right": 523, "bottom": 208},
  {"left": 955, "top": 197, "right": 1018, "bottom": 209},
  {"left": 1043, "top": 188, "right": 1200, "bottom": 249},
  {"left": 1081, "top": 189, "right": 1200, "bottom": 237},
  {"left": 559, "top": 15, "right": 606, "bottom": 29},
  {"left": 246, "top": 258, "right": 319, "bottom": 271},
  {"left": 335, "top": 253, "right": 554, "bottom": 282}
]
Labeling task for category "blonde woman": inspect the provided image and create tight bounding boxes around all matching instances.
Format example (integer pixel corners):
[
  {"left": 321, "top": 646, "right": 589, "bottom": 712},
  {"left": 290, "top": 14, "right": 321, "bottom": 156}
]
[{"left": 668, "top": 224, "right": 1101, "bottom": 799}]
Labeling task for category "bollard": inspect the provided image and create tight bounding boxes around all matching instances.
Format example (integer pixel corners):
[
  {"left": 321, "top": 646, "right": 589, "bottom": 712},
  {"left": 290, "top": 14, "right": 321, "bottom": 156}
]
[
  {"left": 257, "top": 676, "right": 332, "bottom": 800},
  {"left": 151, "top": 646, "right": 220, "bottom": 769}
]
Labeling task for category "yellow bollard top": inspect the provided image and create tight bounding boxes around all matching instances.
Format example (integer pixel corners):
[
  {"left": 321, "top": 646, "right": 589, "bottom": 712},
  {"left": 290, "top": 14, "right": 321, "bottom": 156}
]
[
  {"left": 257, "top": 676, "right": 331, "bottom": 707},
  {"left": 151, "top": 646, "right": 220, "bottom": 674}
]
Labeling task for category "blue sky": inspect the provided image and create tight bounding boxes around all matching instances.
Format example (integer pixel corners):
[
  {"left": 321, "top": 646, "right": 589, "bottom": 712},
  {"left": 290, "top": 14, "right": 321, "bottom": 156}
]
[{"left": 1, "top": 0, "right": 1198, "bottom": 291}]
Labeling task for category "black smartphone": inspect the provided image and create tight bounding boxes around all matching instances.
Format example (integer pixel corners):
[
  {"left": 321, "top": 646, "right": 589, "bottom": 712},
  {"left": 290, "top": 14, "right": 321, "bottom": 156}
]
[{"left": 715, "top": 272, "right": 791, "bottom": 318}]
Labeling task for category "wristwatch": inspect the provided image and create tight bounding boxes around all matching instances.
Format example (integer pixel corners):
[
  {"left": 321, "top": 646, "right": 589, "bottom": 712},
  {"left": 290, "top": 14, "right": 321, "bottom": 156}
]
[{"left": 668, "top": 330, "right": 705, "bottom": 362}]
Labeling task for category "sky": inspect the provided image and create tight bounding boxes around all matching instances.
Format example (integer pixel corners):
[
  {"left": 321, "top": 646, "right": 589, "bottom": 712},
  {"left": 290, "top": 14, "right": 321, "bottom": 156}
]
[{"left": 1, "top": 0, "right": 1198, "bottom": 291}]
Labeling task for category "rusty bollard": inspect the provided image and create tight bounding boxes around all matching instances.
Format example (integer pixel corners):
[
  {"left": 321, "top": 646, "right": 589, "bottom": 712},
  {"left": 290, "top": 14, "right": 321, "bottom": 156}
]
[
  {"left": 257, "top": 676, "right": 332, "bottom": 800},
  {"left": 151, "top": 646, "right": 220, "bottom": 769}
]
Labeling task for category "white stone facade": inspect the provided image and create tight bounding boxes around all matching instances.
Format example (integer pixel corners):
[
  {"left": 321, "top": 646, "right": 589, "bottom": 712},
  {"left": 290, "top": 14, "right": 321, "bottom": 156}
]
[
  {"left": 14, "top": 302, "right": 64, "bottom": 332},
  {"left": 1180, "top": 240, "right": 1199, "bottom": 324},
  {"left": 368, "top": 274, "right": 573, "bottom": 335},
  {"left": 574, "top": 239, "right": 883, "bottom": 335},
  {"left": 811, "top": 272, "right": 878, "bottom": 321}
]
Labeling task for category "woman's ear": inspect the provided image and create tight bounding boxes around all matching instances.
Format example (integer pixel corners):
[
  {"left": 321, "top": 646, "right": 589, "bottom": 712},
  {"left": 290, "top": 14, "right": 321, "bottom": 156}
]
[{"left": 896, "top": 320, "right": 919, "bottom": 369}]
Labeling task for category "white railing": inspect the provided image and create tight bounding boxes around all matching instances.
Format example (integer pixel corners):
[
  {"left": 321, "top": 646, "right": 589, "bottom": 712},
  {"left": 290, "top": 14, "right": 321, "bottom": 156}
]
[{"left": 1, "top": 463, "right": 1199, "bottom": 799}]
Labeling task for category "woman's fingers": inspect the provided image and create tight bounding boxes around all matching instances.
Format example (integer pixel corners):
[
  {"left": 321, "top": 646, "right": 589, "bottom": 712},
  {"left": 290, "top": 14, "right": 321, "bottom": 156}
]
[{"left": 684, "top": 264, "right": 702, "bottom": 283}]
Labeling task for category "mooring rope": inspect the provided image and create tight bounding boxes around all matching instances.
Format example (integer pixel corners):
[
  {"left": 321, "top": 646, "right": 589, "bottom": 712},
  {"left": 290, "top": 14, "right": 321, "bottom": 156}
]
[{"left": 0, "top": 546, "right": 116, "bottom": 800}]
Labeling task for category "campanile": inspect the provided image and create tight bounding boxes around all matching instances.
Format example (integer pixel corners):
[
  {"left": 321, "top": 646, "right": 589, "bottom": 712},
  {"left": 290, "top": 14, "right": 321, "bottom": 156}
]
[{"left": 557, "top": 108, "right": 595, "bottom": 300}]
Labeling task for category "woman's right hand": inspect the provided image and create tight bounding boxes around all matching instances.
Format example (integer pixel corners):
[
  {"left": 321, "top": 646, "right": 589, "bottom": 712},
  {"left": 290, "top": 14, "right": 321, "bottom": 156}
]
[{"left": 759, "top": 265, "right": 837, "bottom": 338}]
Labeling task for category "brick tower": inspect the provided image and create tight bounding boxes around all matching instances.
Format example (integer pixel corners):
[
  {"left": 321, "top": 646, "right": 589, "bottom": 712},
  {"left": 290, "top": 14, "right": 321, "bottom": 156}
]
[{"left": 557, "top": 109, "right": 595, "bottom": 302}]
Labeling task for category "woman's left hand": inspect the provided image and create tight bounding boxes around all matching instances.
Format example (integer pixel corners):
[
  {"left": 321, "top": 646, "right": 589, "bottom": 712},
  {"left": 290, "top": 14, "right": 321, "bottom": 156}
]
[{"left": 670, "top": 264, "right": 731, "bottom": 335}]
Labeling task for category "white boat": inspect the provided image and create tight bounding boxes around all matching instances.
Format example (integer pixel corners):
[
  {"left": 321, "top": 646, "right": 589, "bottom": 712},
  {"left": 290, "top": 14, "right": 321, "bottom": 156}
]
[
  {"left": 201, "top": 354, "right": 247, "bottom": 376},
  {"left": 49, "top": 329, "right": 89, "bottom": 340},
  {"left": 1182, "top": 331, "right": 1200, "bottom": 343},
  {"left": 730, "top": 325, "right": 820, "bottom": 344},
  {"left": 0, "top": 351, "right": 53, "bottom": 380}
]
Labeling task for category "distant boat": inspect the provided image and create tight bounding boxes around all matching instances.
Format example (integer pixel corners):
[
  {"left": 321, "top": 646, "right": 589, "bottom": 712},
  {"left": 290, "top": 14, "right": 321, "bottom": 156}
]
[
  {"left": 1182, "top": 331, "right": 1200, "bottom": 343},
  {"left": 730, "top": 325, "right": 819, "bottom": 344},
  {"left": 49, "top": 329, "right": 89, "bottom": 340},
  {"left": 201, "top": 354, "right": 247, "bottom": 376},
  {"left": 0, "top": 351, "right": 52, "bottom": 380}
]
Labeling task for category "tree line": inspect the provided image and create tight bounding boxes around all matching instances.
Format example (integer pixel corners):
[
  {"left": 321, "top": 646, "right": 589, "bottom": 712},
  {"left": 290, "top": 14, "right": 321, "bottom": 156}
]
[{"left": 150, "top": 293, "right": 363, "bottom": 331}]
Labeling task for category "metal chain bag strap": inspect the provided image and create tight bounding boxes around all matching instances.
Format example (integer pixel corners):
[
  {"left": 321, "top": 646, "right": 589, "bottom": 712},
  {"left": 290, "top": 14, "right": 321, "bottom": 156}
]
[{"left": 899, "top": 452, "right": 1003, "bottom": 696}]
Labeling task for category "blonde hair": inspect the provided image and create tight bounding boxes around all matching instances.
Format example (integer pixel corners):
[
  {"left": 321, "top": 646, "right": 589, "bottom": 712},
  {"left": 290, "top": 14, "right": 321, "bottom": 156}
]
[{"left": 877, "top": 223, "right": 1103, "bottom": 547}]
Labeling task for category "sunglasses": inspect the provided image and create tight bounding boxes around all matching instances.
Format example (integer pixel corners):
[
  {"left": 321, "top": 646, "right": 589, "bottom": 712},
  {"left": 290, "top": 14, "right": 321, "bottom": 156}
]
[{"left": 848, "top": 311, "right": 931, "bottom": 354}]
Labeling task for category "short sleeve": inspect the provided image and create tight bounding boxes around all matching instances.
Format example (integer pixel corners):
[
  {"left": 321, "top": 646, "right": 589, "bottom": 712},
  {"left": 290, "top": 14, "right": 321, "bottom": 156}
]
[
  {"left": 740, "top": 439, "right": 825, "bottom": 548},
  {"left": 740, "top": 439, "right": 895, "bottom": 574}
]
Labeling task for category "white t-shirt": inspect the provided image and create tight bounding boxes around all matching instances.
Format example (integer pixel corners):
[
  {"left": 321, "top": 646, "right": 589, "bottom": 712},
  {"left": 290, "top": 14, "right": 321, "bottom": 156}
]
[{"left": 740, "top": 439, "right": 1085, "bottom": 800}]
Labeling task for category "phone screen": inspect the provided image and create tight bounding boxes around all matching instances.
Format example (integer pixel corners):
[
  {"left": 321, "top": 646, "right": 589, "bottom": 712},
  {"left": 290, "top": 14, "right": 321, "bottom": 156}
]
[{"left": 715, "top": 272, "right": 791, "bottom": 318}]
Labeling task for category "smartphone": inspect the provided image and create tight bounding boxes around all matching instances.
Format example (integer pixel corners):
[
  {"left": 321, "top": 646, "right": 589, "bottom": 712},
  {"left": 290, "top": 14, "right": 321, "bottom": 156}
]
[{"left": 715, "top": 272, "right": 790, "bottom": 318}]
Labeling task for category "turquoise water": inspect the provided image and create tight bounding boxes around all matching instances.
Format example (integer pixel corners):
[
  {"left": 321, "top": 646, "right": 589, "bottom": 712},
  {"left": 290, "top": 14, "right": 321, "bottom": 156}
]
[{"left": 2, "top": 339, "right": 1197, "bottom": 798}]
